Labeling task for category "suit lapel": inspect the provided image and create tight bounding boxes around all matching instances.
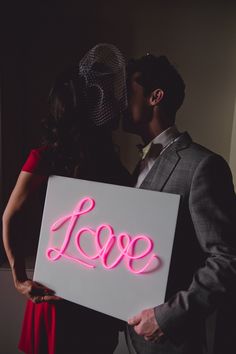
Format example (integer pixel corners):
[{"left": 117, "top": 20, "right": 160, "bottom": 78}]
[{"left": 140, "top": 132, "right": 192, "bottom": 191}]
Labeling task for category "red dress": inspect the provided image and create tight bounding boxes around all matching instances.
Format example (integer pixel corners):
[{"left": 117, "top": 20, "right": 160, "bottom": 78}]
[{"left": 18, "top": 147, "right": 123, "bottom": 354}]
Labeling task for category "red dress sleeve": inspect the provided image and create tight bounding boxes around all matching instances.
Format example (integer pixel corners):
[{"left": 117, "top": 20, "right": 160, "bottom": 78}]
[{"left": 22, "top": 146, "right": 50, "bottom": 176}]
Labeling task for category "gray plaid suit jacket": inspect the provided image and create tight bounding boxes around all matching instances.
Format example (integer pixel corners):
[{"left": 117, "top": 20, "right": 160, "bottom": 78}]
[{"left": 127, "top": 132, "right": 236, "bottom": 354}]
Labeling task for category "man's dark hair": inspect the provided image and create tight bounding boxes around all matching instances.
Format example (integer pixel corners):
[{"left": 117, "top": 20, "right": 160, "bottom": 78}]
[{"left": 127, "top": 54, "right": 185, "bottom": 117}]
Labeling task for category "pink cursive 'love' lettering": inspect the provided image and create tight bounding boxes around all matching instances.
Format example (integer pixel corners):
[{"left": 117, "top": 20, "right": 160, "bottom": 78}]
[{"left": 46, "top": 197, "right": 160, "bottom": 274}]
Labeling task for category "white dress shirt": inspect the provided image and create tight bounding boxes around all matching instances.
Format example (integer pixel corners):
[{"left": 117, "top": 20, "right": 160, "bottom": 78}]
[{"left": 135, "top": 125, "right": 181, "bottom": 188}]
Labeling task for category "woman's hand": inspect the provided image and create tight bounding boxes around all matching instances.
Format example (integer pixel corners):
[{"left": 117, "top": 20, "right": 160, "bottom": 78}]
[{"left": 15, "top": 279, "right": 61, "bottom": 303}]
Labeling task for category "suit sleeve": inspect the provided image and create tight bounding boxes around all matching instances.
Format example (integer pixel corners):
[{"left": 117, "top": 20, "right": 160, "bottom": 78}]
[{"left": 154, "top": 154, "right": 236, "bottom": 344}]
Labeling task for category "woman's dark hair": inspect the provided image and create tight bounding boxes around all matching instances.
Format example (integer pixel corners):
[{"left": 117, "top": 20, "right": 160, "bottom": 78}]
[
  {"left": 41, "top": 69, "right": 121, "bottom": 181},
  {"left": 41, "top": 69, "right": 91, "bottom": 178}
]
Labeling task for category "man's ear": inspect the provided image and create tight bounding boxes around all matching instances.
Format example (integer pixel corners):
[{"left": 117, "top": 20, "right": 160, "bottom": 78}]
[{"left": 148, "top": 89, "right": 164, "bottom": 106}]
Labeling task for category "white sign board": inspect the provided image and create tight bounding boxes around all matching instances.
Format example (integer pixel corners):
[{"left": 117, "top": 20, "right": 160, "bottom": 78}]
[{"left": 34, "top": 176, "right": 180, "bottom": 321}]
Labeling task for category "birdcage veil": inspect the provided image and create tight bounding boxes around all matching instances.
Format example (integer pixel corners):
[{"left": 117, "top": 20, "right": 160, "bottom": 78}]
[{"left": 78, "top": 43, "right": 127, "bottom": 127}]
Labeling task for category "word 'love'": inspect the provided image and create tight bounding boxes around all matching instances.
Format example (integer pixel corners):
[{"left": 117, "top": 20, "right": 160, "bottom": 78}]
[{"left": 46, "top": 197, "right": 160, "bottom": 274}]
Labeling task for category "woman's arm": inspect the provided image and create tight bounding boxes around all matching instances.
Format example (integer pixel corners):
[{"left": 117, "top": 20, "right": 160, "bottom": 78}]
[{"left": 2, "top": 171, "right": 60, "bottom": 303}]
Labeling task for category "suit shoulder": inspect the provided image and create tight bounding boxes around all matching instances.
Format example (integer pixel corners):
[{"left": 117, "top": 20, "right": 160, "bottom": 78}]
[
  {"left": 178, "top": 140, "right": 224, "bottom": 166},
  {"left": 174, "top": 134, "right": 232, "bottom": 180}
]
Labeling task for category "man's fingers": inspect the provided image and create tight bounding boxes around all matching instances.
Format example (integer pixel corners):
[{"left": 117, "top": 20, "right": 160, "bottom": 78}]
[
  {"left": 144, "top": 335, "right": 160, "bottom": 342},
  {"left": 144, "top": 329, "right": 158, "bottom": 341},
  {"left": 144, "top": 330, "right": 165, "bottom": 343},
  {"left": 133, "top": 323, "right": 144, "bottom": 336},
  {"left": 133, "top": 322, "right": 155, "bottom": 336},
  {"left": 144, "top": 335, "right": 152, "bottom": 341},
  {"left": 128, "top": 314, "right": 142, "bottom": 326}
]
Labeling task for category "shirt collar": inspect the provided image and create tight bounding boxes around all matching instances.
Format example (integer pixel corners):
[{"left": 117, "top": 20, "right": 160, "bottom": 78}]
[{"left": 139, "top": 125, "right": 180, "bottom": 160}]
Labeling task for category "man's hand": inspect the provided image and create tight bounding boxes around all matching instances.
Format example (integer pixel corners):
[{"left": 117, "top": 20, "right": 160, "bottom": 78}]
[
  {"left": 128, "top": 308, "right": 164, "bottom": 342},
  {"left": 15, "top": 279, "right": 61, "bottom": 303}
]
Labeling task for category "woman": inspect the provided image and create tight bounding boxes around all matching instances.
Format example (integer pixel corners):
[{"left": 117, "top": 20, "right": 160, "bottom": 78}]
[{"left": 2, "top": 44, "right": 131, "bottom": 354}]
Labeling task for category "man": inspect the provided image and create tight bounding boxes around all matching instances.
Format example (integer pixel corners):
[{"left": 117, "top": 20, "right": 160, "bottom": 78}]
[{"left": 124, "top": 54, "right": 236, "bottom": 354}]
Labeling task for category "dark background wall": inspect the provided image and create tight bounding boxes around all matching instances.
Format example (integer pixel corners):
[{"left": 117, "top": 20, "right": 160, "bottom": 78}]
[
  {"left": 2, "top": 0, "right": 236, "bottom": 195},
  {"left": 0, "top": 0, "right": 135, "bottom": 262},
  {"left": 2, "top": 0, "right": 236, "bottom": 208},
  {"left": 1, "top": 0, "right": 134, "bottom": 206}
]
